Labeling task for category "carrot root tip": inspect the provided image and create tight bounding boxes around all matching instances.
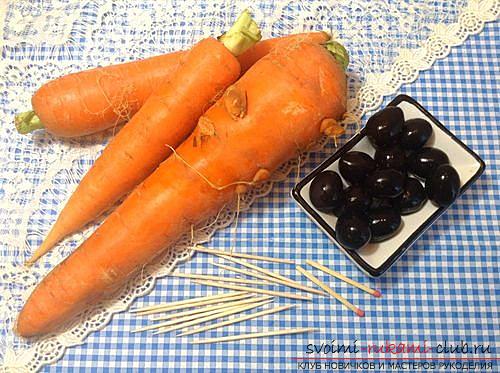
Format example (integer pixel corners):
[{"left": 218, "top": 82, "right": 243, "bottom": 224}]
[{"left": 15, "top": 111, "right": 44, "bottom": 134}]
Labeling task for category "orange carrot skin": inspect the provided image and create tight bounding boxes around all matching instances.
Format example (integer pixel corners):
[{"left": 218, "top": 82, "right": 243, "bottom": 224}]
[
  {"left": 32, "top": 52, "right": 183, "bottom": 137},
  {"left": 36, "top": 37, "right": 240, "bottom": 252},
  {"left": 31, "top": 32, "right": 328, "bottom": 138},
  {"left": 16, "top": 42, "right": 346, "bottom": 337},
  {"left": 237, "top": 31, "right": 330, "bottom": 72}
]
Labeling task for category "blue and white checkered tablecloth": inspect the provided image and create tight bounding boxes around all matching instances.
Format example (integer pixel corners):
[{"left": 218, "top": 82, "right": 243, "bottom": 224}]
[{"left": 40, "top": 20, "right": 499, "bottom": 372}]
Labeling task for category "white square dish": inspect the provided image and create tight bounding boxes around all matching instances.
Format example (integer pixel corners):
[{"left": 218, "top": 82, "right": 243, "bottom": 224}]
[{"left": 292, "top": 95, "right": 485, "bottom": 277}]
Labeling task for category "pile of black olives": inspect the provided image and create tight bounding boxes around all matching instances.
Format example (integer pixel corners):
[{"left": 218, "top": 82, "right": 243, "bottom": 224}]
[{"left": 309, "top": 106, "right": 461, "bottom": 251}]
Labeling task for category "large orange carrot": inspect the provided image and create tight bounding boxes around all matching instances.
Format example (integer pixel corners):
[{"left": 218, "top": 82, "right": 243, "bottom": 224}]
[
  {"left": 25, "top": 10, "right": 264, "bottom": 265},
  {"left": 15, "top": 32, "right": 329, "bottom": 137},
  {"left": 16, "top": 40, "right": 348, "bottom": 337}
]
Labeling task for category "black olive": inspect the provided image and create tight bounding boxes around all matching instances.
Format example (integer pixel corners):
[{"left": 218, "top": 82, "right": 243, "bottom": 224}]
[
  {"left": 370, "top": 197, "right": 395, "bottom": 210},
  {"left": 332, "top": 202, "right": 346, "bottom": 217},
  {"left": 367, "top": 208, "right": 402, "bottom": 242},
  {"left": 339, "top": 151, "right": 376, "bottom": 184},
  {"left": 394, "top": 177, "right": 427, "bottom": 214},
  {"left": 374, "top": 146, "right": 406, "bottom": 171},
  {"left": 425, "top": 164, "right": 461, "bottom": 207},
  {"left": 365, "top": 169, "right": 405, "bottom": 198},
  {"left": 365, "top": 106, "right": 404, "bottom": 148},
  {"left": 407, "top": 147, "right": 449, "bottom": 180},
  {"left": 401, "top": 118, "right": 433, "bottom": 150},
  {"left": 344, "top": 185, "right": 372, "bottom": 211},
  {"left": 309, "top": 170, "right": 344, "bottom": 213},
  {"left": 335, "top": 212, "right": 371, "bottom": 250},
  {"left": 333, "top": 185, "right": 372, "bottom": 217}
]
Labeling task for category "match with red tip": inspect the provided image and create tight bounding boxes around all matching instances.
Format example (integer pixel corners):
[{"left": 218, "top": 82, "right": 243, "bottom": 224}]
[
  {"left": 356, "top": 308, "right": 365, "bottom": 317},
  {"left": 372, "top": 290, "right": 382, "bottom": 298}
]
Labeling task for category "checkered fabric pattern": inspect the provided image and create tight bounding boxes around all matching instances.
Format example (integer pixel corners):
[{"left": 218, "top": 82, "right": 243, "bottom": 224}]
[{"left": 40, "top": 19, "right": 499, "bottom": 372}]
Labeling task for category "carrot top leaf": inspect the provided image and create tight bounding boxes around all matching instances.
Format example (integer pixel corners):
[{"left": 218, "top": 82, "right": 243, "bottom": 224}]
[
  {"left": 219, "top": 9, "right": 262, "bottom": 56},
  {"left": 325, "top": 41, "right": 349, "bottom": 70}
]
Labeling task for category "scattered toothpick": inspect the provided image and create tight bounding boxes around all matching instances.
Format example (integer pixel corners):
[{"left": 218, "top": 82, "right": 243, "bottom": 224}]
[
  {"left": 193, "top": 245, "right": 295, "bottom": 264},
  {"left": 153, "top": 299, "right": 274, "bottom": 335},
  {"left": 306, "top": 260, "right": 381, "bottom": 298},
  {"left": 151, "top": 295, "right": 269, "bottom": 322},
  {"left": 177, "top": 304, "right": 295, "bottom": 337},
  {"left": 131, "top": 252, "right": 379, "bottom": 343},
  {"left": 133, "top": 305, "right": 241, "bottom": 334},
  {"left": 212, "top": 261, "right": 327, "bottom": 297},
  {"left": 191, "top": 327, "right": 317, "bottom": 344},
  {"left": 296, "top": 266, "right": 364, "bottom": 317},
  {"left": 132, "top": 292, "right": 249, "bottom": 315},
  {"left": 191, "top": 280, "right": 312, "bottom": 301},
  {"left": 211, "top": 262, "right": 275, "bottom": 286},
  {"left": 133, "top": 296, "right": 272, "bottom": 333},
  {"left": 170, "top": 273, "right": 269, "bottom": 285},
  {"left": 219, "top": 255, "right": 302, "bottom": 287}
]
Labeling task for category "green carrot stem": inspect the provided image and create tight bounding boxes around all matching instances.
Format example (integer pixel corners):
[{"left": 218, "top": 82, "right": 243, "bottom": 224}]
[
  {"left": 325, "top": 41, "right": 349, "bottom": 70},
  {"left": 15, "top": 110, "right": 44, "bottom": 135},
  {"left": 219, "top": 9, "right": 262, "bottom": 56}
]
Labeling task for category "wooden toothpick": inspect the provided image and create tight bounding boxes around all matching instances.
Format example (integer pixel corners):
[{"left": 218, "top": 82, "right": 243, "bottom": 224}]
[
  {"left": 306, "top": 260, "right": 381, "bottom": 297},
  {"left": 193, "top": 245, "right": 295, "bottom": 264},
  {"left": 170, "top": 273, "right": 269, "bottom": 285},
  {"left": 191, "top": 327, "right": 317, "bottom": 344},
  {"left": 177, "top": 304, "right": 295, "bottom": 337},
  {"left": 152, "top": 299, "right": 274, "bottom": 335},
  {"left": 191, "top": 280, "right": 312, "bottom": 301},
  {"left": 296, "top": 266, "right": 364, "bottom": 317},
  {"left": 212, "top": 261, "right": 327, "bottom": 297},
  {"left": 132, "top": 292, "right": 249, "bottom": 316},
  {"left": 150, "top": 295, "right": 270, "bottom": 322}
]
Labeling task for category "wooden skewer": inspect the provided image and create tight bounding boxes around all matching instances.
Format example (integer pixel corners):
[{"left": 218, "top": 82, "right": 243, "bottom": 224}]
[
  {"left": 191, "top": 280, "right": 312, "bottom": 301},
  {"left": 193, "top": 245, "right": 295, "bottom": 264},
  {"left": 212, "top": 261, "right": 327, "bottom": 297},
  {"left": 219, "top": 255, "right": 302, "bottom": 287},
  {"left": 296, "top": 266, "right": 364, "bottom": 317},
  {"left": 151, "top": 295, "right": 271, "bottom": 322},
  {"left": 177, "top": 304, "right": 295, "bottom": 337},
  {"left": 191, "top": 327, "right": 317, "bottom": 344},
  {"left": 170, "top": 273, "right": 268, "bottom": 285},
  {"left": 306, "top": 260, "right": 381, "bottom": 297},
  {"left": 133, "top": 296, "right": 272, "bottom": 333},
  {"left": 134, "top": 292, "right": 250, "bottom": 316},
  {"left": 152, "top": 299, "right": 274, "bottom": 335}
]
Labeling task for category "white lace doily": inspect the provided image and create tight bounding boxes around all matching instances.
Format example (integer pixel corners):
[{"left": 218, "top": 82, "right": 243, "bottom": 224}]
[{"left": 0, "top": 0, "right": 498, "bottom": 371}]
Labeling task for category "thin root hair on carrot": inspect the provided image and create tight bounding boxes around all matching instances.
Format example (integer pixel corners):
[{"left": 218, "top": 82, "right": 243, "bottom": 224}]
[
  {"left": 292, "top": 139, "right": 304, "bottom": 185},
  {"left": 190, "top": 224, "right": 195, "bottom": 246},
  {"left": 166, "top": 144, "right": 256, "bottom": 191},
  {"left": 202, "top": 203, "right": 228, "bottom": 231}
]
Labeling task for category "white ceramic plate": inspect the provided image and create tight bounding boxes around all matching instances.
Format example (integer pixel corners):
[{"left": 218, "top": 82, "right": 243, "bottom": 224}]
[{"left": 292, "top": 95, "right": 485, "bottom": 277}]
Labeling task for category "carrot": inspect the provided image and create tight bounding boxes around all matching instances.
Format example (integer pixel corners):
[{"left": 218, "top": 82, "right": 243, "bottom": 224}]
[
  {"left": 237, "top": 31, "right": 330, "bottom": 72},
  {"left": 16, "top": 40, "right": 348, "bottom": 337},
  {"left": 24, "top": 11, "right": 263, "bottom": 266},
  {"left": 15, "top": 51, "right": 182, "bottom": 137},
  {"left": 15, "top": 32, "right": 329, "bottom": 137}
]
